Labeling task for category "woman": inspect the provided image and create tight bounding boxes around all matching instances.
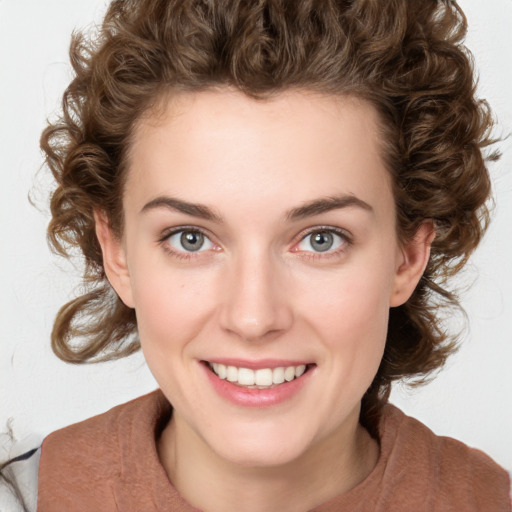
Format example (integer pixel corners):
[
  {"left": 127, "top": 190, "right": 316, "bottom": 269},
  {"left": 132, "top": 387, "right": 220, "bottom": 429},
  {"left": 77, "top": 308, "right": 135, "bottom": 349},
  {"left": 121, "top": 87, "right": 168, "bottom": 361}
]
[{"left": 6, "top": 0, "right": 511, "bottom": 510}]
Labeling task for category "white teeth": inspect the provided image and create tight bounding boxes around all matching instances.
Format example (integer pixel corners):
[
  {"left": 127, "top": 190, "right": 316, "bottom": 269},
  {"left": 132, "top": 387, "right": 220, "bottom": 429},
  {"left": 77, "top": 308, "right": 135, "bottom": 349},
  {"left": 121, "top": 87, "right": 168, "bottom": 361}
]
[
  {"left": 272, "top": 367, "right": 285, "bottom": 384},
  {"left": 295, "top": 365, "right": 306, "bottom": 378},
  {"left": 238, "top": 367, "right": 255, "bottom": 386},
  {"left": 226, "top": 365, "right": 238, "bottom": 382},
  {"left": 284, "top": 366, "right": 295, "bottom": 382},
  {"left": 217, "top": 364, "right": 227, "bottom": 379},
  {"left": 209, "top": 362, "right": 309, "bottom": 387},
  {"left": 255, "top": 368, "right": 273, "bottom": 386}
]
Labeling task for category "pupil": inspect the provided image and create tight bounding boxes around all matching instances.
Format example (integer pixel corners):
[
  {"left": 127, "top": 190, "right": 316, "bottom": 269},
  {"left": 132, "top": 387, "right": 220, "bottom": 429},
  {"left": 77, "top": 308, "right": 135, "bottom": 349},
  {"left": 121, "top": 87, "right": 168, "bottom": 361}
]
[
  {"left": 181, "top": 231, "right": 204, "bottom": 251},
  {"left": 311, "top": 232, "right": 333, "bottom": 252}
]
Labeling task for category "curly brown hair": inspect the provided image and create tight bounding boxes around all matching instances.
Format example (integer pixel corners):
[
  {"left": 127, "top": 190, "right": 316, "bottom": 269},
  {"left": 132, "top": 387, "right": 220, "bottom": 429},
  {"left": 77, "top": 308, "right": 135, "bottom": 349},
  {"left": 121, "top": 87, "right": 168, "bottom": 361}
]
[{"left": 42, "top": 0, "right": 496, "bottom": 433}]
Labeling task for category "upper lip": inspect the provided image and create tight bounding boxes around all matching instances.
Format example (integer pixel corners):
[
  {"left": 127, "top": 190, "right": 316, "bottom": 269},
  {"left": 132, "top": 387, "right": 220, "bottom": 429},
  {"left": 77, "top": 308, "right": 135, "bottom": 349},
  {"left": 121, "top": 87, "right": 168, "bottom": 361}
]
[{"left": 202, "top": 358, "right": 314, "bottom": 370}]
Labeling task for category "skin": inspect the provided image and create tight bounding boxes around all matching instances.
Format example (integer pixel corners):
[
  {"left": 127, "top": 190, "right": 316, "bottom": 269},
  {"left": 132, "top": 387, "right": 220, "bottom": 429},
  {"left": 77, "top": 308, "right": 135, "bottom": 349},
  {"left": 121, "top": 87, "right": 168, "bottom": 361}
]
[{"left": 96, "top": 89, "right": 433, "bottom": 512}]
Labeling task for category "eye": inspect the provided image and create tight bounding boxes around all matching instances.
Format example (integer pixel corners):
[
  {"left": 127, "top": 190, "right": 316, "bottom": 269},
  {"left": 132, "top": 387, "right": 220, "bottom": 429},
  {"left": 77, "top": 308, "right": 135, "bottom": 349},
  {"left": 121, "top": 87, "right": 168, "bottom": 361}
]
[
  {"left": 296, "top": 229, "right": 348, "bottom": 253},
  {"left": 166, "top": 229, "right": 214, "bottom": 253}
]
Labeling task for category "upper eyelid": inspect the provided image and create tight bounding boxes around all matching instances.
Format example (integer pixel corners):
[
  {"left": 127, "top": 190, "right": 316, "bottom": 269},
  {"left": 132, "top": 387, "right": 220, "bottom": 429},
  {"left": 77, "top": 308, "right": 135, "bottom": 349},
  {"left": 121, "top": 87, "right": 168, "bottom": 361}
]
[
  {"left": 295, "top": 226, "right": 352, "bottom": 243},
  {"left": 289, "top": 226, "right": 352, "bottom": 256},
  {"left": 160, "top": 227, "right": 217, "bottom": 256},
  {"left": 157, "top": 225, "right": 352, "bottom": 249},
  {"left": 158, "top": 225, "right": 213, "bottom": 242}
]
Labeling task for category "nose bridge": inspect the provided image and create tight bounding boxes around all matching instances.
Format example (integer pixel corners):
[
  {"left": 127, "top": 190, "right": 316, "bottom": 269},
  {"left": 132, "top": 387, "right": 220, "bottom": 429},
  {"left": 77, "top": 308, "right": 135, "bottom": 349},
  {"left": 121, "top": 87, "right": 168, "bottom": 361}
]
[{"left": 219, "top": 243, "right": 292, "bottom": 340}]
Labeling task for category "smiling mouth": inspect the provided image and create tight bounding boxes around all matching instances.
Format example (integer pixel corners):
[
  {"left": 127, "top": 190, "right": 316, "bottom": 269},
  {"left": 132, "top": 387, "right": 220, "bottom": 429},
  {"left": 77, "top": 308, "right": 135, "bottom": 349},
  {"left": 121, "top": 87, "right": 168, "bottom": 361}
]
[{"left": 204, "top": 362, "right": 314, "bottom": 389}]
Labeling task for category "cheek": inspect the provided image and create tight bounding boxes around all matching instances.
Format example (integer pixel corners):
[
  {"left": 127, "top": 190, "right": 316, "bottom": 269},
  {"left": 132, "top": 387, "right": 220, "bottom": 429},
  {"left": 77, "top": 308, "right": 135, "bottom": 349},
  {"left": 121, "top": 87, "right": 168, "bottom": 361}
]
[
  {"left": 131, "top": 268, "right": 219, "bottom": 395},
  {"left": 130, "top": 260, "right": 218, "bottom": 354},
  {"left": 302, "top": 261, "right": 393, "bottom": 331},
  {"left": 298, "top": 260, "right": 393, "bottom": 374}
]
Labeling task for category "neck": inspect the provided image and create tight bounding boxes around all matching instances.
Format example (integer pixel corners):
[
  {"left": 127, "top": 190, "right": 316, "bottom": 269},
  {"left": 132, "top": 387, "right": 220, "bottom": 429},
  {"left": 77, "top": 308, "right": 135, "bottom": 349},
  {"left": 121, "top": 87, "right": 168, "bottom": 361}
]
[{"left": 157, "top": 406, "right": 379, "bottom": 512}]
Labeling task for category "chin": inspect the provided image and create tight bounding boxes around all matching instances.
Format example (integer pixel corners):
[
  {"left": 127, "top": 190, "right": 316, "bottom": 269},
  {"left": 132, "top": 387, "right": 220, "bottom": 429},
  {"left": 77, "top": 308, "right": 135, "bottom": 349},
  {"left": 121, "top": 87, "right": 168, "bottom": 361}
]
[
  {"left": 218, "top": 443, "right": 310, "bottom": 469},
  {"left": 204, "top": 422, "right": 316, "bottom": 468}
]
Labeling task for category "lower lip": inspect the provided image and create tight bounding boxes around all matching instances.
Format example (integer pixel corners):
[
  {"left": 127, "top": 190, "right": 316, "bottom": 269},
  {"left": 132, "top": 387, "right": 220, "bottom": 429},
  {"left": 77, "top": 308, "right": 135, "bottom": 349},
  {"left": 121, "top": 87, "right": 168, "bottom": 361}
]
[{"left": 201, "top": 363, "right": 313, "bottom": 408}]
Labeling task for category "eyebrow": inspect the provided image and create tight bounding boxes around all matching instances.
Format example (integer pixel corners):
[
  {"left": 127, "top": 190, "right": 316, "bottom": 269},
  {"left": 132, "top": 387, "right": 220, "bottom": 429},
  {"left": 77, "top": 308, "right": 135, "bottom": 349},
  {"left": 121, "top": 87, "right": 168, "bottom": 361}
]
[
  {"left": 140, "top": 196, "right": 222, "bottom": 222},
  {"left": 285, "top": 194, "right": 373, "bottom": 221},
  {"left": 140, "top": 193, "right": 373, "bottom": 223}
]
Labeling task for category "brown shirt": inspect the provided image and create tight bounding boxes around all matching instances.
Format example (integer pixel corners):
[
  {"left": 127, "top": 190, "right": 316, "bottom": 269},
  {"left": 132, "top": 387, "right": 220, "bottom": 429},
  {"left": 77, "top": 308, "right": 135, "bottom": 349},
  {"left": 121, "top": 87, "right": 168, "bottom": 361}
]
[{"left": 37, "top": 390, "right": 511, "bottom": 511}]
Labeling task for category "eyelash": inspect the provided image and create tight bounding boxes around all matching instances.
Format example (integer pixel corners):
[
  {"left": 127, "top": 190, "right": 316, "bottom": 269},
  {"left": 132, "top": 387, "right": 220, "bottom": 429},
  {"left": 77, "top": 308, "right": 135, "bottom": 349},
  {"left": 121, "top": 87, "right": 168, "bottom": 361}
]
[
  {"left": 292, "top": 226, "right": 352, "bottom": 261},
  {"left": 158, "top": 226, "right": 352, "bottom": 261},
  {"left": 158, "top": 226, "right": 216, "bottom": 261}
]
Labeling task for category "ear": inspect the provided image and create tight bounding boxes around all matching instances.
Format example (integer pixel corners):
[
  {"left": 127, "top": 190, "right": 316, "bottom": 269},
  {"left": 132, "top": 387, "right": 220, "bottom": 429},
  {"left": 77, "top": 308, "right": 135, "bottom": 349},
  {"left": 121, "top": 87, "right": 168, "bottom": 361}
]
[
  {"left": 389, "top": 221, "right": 435, "bottom": 307},
  {"left": 94, "top": 210, "right": 135, "bottom": 308}
]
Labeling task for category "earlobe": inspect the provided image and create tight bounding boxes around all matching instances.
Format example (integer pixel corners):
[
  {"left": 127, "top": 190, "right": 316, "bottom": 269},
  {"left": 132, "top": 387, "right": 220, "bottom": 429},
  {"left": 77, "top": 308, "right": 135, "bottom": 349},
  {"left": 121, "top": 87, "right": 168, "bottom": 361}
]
[
  {"left": 390, "top": 221, "right": 435, "bottom": 307},
  {"left": 94, "top": 210, "right": 135, "bottom": 308}
]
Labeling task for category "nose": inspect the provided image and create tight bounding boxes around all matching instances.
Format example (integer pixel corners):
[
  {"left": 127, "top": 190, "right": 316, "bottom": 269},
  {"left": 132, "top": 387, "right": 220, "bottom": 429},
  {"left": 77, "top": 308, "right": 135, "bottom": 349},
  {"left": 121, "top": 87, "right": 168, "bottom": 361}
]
[{"left": 218, "top": 249, "right": 293, "bottom": 341}]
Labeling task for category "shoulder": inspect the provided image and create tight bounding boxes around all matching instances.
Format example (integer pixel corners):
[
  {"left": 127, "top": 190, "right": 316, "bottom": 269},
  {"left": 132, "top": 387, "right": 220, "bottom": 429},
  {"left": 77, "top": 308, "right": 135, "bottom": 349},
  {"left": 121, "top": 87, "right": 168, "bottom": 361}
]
[
  {"left": 38, "top": 389, "right": 170, "bottom": 511},
  {"left": 378, "top": 404, "right": 511, "bottom": 511}
]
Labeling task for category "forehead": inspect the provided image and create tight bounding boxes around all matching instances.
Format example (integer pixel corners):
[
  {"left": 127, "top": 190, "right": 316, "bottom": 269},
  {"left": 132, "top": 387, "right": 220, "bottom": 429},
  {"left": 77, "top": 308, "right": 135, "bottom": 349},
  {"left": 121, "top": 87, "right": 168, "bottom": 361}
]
[{"left": 125, "top": 89, "right": 393, "bottom": 219}]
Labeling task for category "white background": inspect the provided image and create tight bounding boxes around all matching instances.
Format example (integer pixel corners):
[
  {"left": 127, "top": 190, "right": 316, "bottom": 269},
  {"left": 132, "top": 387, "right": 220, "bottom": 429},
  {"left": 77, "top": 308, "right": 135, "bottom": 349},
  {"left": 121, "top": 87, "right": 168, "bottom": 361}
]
[{"left": 1, "top": 0, "right": 511, "bottom": 476}]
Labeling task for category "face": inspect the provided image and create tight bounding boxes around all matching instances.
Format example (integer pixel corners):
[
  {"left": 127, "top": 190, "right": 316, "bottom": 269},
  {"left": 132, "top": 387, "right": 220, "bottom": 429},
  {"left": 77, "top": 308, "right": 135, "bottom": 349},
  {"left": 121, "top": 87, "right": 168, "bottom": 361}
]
[{"left": 98, "top": 89, "right": 430, "bottom": 468}]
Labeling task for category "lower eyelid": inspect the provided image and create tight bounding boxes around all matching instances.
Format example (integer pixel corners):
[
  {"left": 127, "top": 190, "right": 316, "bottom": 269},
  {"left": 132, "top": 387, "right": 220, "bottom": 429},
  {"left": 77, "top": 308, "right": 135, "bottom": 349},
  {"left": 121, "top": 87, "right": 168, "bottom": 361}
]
[
  {"left": 159, "top": 227, "right": 350, "bottom": 258},
  {"left": 162, "top": 229, "right": 215, "bottom": 253},
  {"left": 295, "top": 229, "right": 350, "bottom": 253}
]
